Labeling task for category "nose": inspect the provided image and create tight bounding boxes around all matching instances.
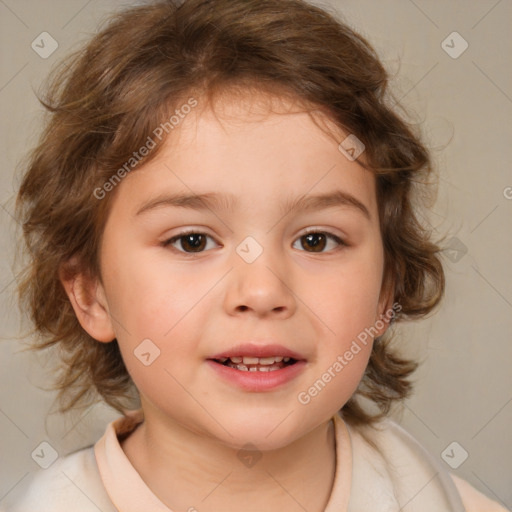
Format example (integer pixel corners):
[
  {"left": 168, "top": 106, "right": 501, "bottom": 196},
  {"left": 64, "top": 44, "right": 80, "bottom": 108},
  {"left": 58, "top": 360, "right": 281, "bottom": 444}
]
[{"left": 223, "top": 246, "right": 297, "bottom": 319}]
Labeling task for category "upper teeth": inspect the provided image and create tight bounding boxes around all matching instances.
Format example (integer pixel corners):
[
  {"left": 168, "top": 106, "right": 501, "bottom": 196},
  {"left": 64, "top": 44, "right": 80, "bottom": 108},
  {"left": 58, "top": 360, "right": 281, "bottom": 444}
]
[{"left": 219, "top": 356, "right": 290, "bottom": 365}]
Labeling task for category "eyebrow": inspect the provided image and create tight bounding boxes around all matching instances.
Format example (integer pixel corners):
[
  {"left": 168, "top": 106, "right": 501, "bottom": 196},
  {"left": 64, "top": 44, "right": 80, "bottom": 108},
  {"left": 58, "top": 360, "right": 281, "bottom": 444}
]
[{"left": 135, "top": 190, "right": 371, "bottom": 220}]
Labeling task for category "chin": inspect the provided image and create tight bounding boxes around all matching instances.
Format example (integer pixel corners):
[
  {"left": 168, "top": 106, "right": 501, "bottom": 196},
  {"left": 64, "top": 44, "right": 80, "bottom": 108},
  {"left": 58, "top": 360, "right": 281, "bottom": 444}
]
[{"left": 206, "top": 411, "right": 312, "bottom": 451}]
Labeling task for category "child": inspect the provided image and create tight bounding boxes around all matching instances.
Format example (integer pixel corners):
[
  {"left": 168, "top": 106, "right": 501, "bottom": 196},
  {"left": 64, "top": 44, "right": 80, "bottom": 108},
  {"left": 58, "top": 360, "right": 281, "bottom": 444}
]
[{"left": 4, "top": 0, "right": 509, "bottom": 510}]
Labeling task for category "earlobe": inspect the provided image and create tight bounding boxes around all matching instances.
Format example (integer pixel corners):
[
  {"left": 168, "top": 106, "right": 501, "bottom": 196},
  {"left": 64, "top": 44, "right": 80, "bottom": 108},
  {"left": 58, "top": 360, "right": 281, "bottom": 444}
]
[{"left": 59, "top": 269, "right": 116, "bottom": 343}]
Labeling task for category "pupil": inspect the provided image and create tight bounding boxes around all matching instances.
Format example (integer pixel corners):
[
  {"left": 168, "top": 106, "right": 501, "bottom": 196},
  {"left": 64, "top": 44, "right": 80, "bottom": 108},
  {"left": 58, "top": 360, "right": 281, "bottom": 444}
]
[
  {"left": 304, "top": 233, "right": 326, "bottom": 252},
  {"left": 183, "top": 234, "right": 205, "bottom": 252}
]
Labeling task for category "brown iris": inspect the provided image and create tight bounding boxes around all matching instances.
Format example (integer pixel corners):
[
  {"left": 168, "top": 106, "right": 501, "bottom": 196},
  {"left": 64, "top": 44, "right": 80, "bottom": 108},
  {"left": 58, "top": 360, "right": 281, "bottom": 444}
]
[
  {"left": 301, "top": 233, "right": 327, "bottom": 252},
  {"left": 180, "top": 234, "right": 207, "bottom": 252}
]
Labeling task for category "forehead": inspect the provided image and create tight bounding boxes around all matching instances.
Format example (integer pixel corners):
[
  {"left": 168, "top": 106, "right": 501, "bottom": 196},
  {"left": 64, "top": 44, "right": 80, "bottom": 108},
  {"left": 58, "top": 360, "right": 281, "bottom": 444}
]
[
  {"left": 167, "top": 89, "right": 347, "bottom": 158},
  {"left": 112, "top": 90, "right": 378, "bottom": 220}
]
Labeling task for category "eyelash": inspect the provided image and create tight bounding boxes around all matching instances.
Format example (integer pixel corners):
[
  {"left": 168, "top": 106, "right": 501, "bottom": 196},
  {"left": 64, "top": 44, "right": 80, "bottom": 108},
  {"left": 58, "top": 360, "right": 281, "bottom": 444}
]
[{"left": 162, "top": 228, "right": 347, "bottom": 255}]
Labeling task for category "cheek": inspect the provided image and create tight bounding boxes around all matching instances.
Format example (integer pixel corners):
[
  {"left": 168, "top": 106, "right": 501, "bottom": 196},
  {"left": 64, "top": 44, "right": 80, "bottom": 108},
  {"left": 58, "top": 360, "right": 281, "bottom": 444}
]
[
  {"left": 102, "top": 247, "right": 218, "bottom": 387},
  {"left": 297, "top": 355, "right": 370, "bottom": 421},
  {"left": 317, "top": 248, "right": 384, "bottom": 340},
  {"left": 302, "top": 246, "right": 382, "bottom": 407},
  {"left": 103, "top": 244, "right": 213, "bottom": 339}
]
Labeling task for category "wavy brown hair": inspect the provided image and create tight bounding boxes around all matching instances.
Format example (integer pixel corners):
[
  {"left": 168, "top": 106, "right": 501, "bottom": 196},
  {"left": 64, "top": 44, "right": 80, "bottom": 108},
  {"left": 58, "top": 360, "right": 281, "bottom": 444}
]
[{"left": 15, "top": 0, "right": 445, "bottom": 425}]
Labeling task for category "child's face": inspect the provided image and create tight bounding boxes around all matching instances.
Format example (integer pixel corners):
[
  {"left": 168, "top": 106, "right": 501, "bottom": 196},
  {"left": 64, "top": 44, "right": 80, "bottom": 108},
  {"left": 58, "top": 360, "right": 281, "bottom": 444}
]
[{"left": 94, "top": 92, "right": 390, "bottom": 449}]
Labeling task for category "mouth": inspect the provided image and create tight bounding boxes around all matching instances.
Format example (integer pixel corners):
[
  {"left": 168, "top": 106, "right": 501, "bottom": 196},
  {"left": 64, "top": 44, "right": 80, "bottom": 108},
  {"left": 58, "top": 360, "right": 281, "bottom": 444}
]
[
  {"left": 206, "top": 343, "right": 307, "bottom": 391},
  {"left": 209, "top": 355, "right": 298, "bottom": 372}
]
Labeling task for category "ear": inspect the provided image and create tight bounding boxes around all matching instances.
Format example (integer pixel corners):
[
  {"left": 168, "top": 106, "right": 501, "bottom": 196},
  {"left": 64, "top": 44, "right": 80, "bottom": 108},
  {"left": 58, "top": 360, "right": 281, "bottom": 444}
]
[
  {"left": 373, "top": 273, "right": 396, "bottom": 339},
  {"left": 59, "top": 265, "right": 116, "bottom": 343}
]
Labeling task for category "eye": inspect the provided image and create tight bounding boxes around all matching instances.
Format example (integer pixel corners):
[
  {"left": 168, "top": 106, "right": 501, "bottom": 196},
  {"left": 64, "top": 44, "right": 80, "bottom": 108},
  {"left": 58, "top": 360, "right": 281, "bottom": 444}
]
[
  {"left": 162, "top": 229, "right": 347, "bottom": 255},
  {"left": 292, "top": 229, "right": 347, "bottom": 253},
  {"left": 163, "top": 230, "right": 219, "bottom": 254}
]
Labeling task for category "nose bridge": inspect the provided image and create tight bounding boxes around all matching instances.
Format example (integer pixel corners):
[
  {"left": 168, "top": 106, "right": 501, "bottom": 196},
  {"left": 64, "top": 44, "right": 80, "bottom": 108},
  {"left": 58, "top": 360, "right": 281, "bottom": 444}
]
[{"left": 224, "top": 234, "right": 296, "bottom": 317}]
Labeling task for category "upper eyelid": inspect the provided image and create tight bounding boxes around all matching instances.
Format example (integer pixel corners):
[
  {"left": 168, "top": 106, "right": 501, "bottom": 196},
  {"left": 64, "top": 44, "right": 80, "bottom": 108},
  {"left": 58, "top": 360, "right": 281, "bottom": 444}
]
[{"left": 166, "top": 227, "right": 344, "bottom": 240}]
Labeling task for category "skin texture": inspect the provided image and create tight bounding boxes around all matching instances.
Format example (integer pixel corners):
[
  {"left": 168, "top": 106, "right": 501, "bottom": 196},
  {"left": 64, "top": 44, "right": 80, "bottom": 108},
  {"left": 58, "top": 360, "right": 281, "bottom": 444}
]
[{"left": 62, "top": 92, "right": 392, "bottom": 512}]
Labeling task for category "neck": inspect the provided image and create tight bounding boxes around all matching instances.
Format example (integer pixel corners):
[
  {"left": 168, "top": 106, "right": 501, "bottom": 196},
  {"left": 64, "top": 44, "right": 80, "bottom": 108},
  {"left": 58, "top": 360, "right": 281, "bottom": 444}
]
[{"left": 121, "top": 408, "right": 337, "bottom": 512}]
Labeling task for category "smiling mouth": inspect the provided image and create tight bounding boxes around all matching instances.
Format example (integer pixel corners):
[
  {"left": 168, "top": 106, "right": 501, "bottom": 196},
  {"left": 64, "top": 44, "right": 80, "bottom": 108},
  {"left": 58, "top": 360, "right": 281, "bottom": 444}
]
[{"left": 211, "top": 356, "right": 298, "bottom": 372}]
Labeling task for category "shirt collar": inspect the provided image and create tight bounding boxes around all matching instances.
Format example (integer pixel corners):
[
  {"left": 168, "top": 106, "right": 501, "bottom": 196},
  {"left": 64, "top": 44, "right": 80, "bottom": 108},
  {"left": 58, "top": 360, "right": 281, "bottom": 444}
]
[{"left": 95, "top": 410, "right": 352, "bottom": 512}]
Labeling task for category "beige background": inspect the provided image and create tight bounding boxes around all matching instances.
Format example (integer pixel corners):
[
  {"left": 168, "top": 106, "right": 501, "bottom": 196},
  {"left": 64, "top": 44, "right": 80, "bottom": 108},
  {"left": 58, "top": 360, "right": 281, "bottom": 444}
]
[{"left": 1, "top": 0, "right": 511, "bottom": 507}]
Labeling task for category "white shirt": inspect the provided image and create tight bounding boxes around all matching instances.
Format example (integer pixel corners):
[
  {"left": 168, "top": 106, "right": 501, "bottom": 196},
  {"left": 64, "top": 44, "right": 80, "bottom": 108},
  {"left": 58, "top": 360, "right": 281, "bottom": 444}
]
[{"left": 1, "top": 411, "right": 508, "bottom": 511}]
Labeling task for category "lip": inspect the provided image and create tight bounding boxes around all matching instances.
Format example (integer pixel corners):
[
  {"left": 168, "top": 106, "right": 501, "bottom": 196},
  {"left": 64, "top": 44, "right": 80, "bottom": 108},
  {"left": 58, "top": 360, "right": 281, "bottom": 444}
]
[
  {"left": 209, "top": 343, "right": 306, "bottom": 361},
  {"left": 207, "top": 343, "right": 307, "bottom": 392},
  {"left": 206, "top": 359, "right": 307, "bottom": 392}
]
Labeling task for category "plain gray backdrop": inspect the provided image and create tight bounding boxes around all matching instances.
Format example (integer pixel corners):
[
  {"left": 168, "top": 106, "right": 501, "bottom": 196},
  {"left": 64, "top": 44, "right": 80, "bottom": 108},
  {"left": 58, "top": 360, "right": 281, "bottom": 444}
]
[{"left": 0, "top": 0, "right": 511, "bottom": 507}]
